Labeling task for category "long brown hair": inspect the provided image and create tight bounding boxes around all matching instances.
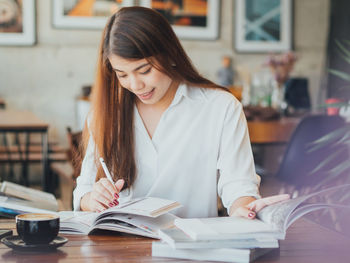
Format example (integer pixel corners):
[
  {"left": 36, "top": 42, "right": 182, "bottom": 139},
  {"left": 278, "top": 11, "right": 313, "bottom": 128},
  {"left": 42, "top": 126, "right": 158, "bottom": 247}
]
[{"left": 84, "top": 6, "right": 225, "bottom": 189}]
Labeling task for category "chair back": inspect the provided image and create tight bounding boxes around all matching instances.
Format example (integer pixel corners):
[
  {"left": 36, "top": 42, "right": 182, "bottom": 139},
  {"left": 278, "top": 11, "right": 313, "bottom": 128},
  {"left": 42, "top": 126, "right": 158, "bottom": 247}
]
[
  {"left": 66, "top": 127, "right": 83, "bottom": 180},
  {"left": 276, "top": 115, "right": 346, "bottom": 188}
]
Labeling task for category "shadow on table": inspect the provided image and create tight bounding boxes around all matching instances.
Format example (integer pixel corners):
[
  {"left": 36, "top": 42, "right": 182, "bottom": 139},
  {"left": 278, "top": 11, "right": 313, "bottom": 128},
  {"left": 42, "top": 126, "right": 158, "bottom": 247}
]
[{"left": 1, "top": 248, "right": 67, "bottom": 262}]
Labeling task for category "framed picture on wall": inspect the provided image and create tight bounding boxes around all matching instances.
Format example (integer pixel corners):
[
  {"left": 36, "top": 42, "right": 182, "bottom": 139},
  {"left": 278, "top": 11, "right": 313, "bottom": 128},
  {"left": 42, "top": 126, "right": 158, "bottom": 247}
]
[
  {"left": 0, "top": 0, "right": 36, "bottom": 46},
  {"left": 52, "top": 0, "right": 135, "bottom": 29},
  {"left": 235, "top": 0, "right": 292, "bottom": 52},
  {"left": 139, "top": 0, "right": 220, "bottom": 40}
]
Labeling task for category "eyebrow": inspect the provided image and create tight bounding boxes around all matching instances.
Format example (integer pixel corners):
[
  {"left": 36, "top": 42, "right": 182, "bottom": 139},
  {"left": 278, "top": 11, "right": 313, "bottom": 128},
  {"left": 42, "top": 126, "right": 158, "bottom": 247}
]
[{"left": 113, "top": 62, "right": 150, "bottom": 73}]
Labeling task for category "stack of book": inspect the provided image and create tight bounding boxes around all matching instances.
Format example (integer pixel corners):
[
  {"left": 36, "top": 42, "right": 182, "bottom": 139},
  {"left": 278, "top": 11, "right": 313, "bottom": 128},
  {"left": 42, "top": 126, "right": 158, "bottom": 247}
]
[
  {"left": 152, "top": 184, "right": 350, "bottom": 263},
  {"left": 0, "top": 181, "right": 58, "bottom": 217},
  {"left": 152, "top": 225, "right": 278, "bottom": 263}
]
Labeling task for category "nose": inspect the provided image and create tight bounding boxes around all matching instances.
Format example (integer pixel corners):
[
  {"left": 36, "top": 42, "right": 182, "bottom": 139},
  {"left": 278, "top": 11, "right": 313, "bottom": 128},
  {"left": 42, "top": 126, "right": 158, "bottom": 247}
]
[{"left": 129, "top": 75, "right": 144, "bottom": 92}]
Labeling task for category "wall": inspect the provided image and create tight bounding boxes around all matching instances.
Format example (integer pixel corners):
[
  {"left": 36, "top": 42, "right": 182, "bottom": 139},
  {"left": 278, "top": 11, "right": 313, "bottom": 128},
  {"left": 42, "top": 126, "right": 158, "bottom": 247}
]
[{"left": 0, "top": 0, "right": 330, "bottom": 146}]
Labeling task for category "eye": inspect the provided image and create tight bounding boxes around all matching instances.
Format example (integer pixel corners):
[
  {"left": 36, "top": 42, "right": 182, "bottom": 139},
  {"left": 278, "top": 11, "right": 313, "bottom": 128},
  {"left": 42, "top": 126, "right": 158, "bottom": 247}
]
[
  {"left": 140, "top": 67, "right": 151, "bottom": 75},
  {"left": 116, "top": 73, "right": 127, "bottom": 78}
]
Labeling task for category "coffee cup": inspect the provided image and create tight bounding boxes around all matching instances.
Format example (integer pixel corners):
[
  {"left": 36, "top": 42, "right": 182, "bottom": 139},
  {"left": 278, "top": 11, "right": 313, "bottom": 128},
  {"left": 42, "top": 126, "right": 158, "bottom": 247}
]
[{"left": 16, "top": 213, "right": 59, "bottom": 244}]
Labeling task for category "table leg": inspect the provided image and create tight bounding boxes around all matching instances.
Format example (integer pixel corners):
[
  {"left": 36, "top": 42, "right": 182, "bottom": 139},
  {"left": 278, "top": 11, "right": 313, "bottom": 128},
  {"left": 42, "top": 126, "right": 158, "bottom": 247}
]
[
  {"left": 41, "top": 131, "right": 49, "bottom": 192},
  {"left": 1, "top": 131, "right": 15, "bottom": 181},
  {"left": 21, "top": 132, "right": 30, "bottom": 186}
]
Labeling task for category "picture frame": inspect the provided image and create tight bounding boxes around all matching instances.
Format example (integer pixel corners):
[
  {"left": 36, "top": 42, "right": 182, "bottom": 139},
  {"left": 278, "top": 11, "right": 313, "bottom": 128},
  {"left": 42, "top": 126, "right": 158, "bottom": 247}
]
[
  {"left": 0, "top": 0, "right": 36, "bottom": 46},
  {"left": 52, "top": 0, "right": 135, "bottom": 29},
  {"left": 235, "top": 0, "right": 292, "bottom": 53},
  {"left": 139, "top": 0, "right": 220, "bottom": 40}
]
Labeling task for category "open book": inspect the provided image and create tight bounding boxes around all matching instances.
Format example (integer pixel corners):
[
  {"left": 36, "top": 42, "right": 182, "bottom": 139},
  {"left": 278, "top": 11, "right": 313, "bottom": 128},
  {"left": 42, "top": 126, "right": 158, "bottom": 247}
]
[
  {"left": 174, "top": 184, "right": 350, "bottom": 241},
  {"left": 59, "top": 197, "right": 181, "bottom": 238},
  {"left": 0, "top": 181, "right": 58, "bottom": 216}
]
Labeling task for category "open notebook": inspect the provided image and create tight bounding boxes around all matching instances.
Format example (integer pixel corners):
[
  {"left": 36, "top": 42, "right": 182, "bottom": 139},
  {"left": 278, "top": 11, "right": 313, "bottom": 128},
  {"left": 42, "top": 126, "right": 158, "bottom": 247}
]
[{"left": 59, "top": 197, "right": 181, "bottom": 238}]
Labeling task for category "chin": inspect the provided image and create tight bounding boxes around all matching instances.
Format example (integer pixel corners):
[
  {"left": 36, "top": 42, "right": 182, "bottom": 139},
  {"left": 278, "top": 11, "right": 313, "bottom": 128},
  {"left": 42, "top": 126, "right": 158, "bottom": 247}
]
[{"left": 141, "top": 98, "right": 158, "bottom": 105}]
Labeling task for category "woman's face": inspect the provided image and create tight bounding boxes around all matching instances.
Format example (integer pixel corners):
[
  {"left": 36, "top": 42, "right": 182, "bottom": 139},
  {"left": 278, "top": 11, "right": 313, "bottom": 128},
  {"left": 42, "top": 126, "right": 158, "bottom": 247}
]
[{"left": 109, "top": 54, "right": 175, "bottom": 107}]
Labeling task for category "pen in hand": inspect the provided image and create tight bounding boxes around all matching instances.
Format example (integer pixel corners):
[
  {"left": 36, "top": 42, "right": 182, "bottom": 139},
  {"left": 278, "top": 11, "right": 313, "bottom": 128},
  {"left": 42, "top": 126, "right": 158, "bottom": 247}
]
[
  {"left": 99, "top": 157, "right": 114, "bottom": 184},
  {"left": 99, "top": 157, "right": 125, "bottom": 210}
]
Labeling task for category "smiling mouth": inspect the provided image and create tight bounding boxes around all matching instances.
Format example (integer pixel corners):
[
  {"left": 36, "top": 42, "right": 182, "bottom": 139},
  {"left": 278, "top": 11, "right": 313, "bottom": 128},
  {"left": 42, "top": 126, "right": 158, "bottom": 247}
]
[
  {"left": 138, "top": 89, "right": 154, "bottom": 96},
  {"left": 137, "top": 88, "right": 155, "bottom": 100}
]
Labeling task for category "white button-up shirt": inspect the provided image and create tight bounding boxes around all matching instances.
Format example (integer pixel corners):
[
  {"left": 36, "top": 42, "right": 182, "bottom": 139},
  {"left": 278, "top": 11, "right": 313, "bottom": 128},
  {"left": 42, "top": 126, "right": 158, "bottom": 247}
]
[{"left": 73, "top": 83, "right": 260, "bottom": 217}]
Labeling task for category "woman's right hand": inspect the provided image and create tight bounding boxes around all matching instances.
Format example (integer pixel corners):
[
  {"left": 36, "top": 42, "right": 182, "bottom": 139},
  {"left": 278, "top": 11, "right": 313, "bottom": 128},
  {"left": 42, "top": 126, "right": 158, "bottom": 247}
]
[{"left": 81, "top": 178, "right": 125, "bottom": 212}]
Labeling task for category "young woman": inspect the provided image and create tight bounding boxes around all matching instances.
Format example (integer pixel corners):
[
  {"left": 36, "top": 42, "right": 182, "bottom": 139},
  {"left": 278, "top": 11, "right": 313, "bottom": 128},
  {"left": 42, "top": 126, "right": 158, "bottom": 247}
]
[{"left": 73, "top": 7, "right": 288, "bottom": 218}]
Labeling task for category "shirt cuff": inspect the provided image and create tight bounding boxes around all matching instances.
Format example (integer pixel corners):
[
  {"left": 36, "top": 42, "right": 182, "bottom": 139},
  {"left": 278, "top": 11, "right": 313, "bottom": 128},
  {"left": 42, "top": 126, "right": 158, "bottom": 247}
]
[
  {"left": 220, "top": 179, "right": 261, "bottom": 213},
  {"left": 73, "top": 185, "right": 92, "bottom": 211}
]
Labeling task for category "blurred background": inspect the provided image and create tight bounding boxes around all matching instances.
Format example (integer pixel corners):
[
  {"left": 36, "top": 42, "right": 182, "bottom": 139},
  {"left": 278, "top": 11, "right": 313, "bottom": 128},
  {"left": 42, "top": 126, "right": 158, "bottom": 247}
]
[
  {"left": 0, "top": 0, "right": 335, "bottom": 143},
  {"left": 1, "top": 0, "right": 350, "bottom": 235}
]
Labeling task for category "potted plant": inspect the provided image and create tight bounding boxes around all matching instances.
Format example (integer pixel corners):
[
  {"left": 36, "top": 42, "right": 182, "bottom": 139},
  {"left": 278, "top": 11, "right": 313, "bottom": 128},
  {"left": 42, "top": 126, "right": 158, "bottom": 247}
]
[
  {"left": 307, "top": 40, "right": 350, "bottom": 189},
  {"left": 301, "top": 40, "right": 350, "bottom": 236},
  {"left": 326, "top": 39, "right": 350, "bottom": 115}
]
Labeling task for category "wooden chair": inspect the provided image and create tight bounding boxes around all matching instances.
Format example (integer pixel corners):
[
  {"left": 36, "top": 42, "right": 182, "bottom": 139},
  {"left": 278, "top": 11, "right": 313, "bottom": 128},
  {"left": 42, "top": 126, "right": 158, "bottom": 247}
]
[
  {"left": 0, "top": 132, "right": 67, "bottom": 185},
  {"left": 50, "top": 127, "right": 83, "bottom": 209},
  {"left": 66, "top": 127, "right": 83, "bottom": 181},
  {"left": 50, "top": 162, "right": 74, "bottom": 210}
]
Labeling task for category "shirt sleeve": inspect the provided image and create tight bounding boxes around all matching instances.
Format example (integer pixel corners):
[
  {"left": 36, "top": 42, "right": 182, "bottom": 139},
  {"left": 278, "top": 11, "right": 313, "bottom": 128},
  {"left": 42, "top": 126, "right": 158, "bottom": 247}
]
[
  {"left": 73, "top": 134, "right": 97, "bottom": 211},
  {"left": 217, "top": 100, "right": 261, "bottom": 213}
]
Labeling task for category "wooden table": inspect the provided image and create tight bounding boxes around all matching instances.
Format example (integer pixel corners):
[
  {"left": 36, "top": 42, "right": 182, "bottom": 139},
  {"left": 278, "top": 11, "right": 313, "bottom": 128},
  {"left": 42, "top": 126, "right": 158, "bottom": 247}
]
[
  {"left": 0, "top": 110, "right": 50, "bottom": 191},
  {"left": 247, "top": 117, "right": 300, "bottom": 144},
  {"left": 0, "top": 218, "right": 349, "bottom": 262}
]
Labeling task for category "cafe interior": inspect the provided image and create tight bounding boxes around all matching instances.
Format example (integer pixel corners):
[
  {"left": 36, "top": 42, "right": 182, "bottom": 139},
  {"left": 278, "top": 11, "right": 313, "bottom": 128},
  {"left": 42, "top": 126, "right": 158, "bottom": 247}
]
[{"left": 0, "top": 0, "right": 350, "bottom": 261}]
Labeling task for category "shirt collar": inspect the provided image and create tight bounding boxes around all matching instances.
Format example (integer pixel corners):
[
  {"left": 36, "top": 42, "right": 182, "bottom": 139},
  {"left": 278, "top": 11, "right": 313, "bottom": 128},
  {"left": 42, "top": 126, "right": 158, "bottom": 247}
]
[{"left": 170, "top": 83, "right": 206, "bottom": 107}]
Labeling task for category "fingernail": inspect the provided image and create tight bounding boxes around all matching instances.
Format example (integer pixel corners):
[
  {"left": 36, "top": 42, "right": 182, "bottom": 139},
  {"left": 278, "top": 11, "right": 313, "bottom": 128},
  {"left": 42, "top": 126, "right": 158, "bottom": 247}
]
[
  {"left": 109, "top": 202, "right": 114, "bottom": 207},
  {"left": 248, "top": 212, "right": 255, "bottom": 218},
  {"left": 113, "top": 200, "right": 119, "bottom": 205},
  {"left": 114, "top": 193, "right": 119, "bottom": 199}
]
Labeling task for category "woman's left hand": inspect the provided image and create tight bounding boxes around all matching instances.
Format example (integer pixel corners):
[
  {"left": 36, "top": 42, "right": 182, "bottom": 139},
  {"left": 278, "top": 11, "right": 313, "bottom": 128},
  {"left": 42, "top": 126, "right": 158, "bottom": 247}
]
[{"left": 230, "top": 194, "right": 290, "bottom": 219}]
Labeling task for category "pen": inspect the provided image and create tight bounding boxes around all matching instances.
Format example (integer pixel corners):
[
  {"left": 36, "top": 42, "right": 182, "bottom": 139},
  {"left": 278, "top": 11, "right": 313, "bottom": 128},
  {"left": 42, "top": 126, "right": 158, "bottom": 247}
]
[{"left": 99, "top": 157, "right": 114, "bottom": 184}]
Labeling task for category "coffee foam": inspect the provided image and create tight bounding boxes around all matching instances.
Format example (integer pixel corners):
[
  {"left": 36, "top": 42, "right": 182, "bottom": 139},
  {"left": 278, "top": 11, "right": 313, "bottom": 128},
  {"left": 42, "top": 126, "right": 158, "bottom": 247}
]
[{"left": 16, "top": 213, "right": 58, "bottom": 221}]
